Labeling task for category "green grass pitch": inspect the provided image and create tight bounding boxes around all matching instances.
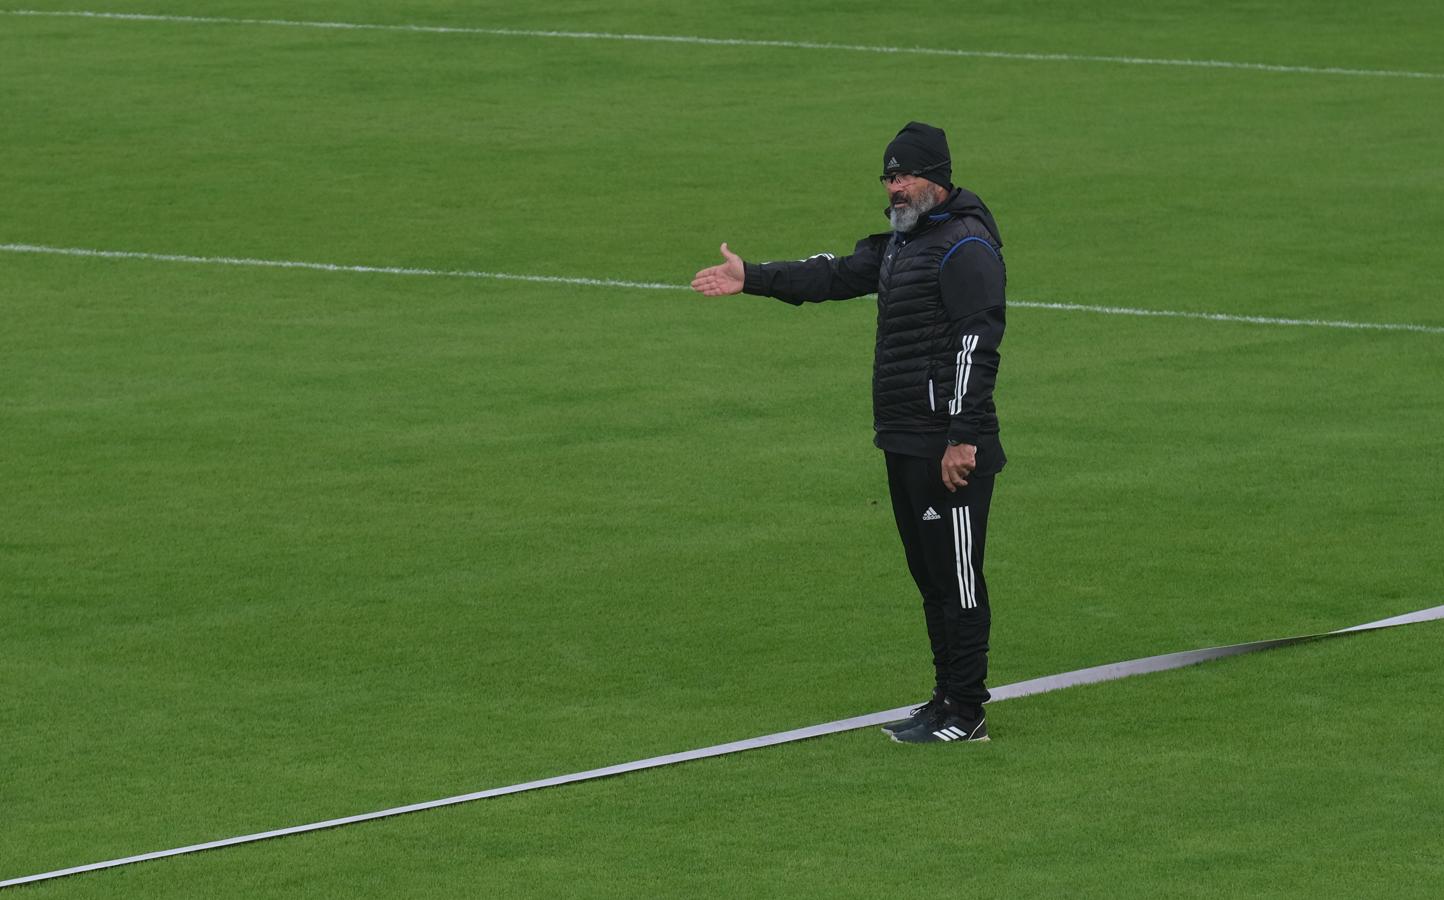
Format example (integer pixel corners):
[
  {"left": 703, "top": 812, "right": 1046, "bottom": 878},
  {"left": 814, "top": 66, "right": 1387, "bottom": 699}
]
[{"left": 2, "top": 1, "right": 1442, "bottom": 896}]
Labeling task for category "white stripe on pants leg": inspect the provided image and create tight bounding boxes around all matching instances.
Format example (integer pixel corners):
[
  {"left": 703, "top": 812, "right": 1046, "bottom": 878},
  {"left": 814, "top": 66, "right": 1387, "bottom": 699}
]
[
  {"left": 952, "top": 506, "right": 976, "bottom": 609},
  {"left": 962, "top": 506, "right": 976, "bottom": 609}
]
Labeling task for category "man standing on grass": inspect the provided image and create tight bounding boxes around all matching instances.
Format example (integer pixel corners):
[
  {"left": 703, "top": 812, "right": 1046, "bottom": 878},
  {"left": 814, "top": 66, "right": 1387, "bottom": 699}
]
[{"left": 691, "top": 122, "right": 1006, "bottom": 744}]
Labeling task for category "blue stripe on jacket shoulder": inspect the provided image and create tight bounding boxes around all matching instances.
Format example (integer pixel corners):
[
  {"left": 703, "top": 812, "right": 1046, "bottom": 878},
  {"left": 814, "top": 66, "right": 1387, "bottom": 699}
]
[{"left": 939, "top": 235, "right": 1000, "bottom": 270}]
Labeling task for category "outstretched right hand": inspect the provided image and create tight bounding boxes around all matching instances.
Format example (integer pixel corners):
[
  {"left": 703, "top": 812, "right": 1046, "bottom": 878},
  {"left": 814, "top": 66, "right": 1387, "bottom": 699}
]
[{"left": 690, "top": 243, "right": 745, "bottom": 296}]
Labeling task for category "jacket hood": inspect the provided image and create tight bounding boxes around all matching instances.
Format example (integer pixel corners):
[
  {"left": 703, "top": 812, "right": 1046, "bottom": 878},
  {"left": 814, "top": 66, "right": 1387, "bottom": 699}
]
[{"left": 935, "top": 187, "right": 1002, "bottom": 247}]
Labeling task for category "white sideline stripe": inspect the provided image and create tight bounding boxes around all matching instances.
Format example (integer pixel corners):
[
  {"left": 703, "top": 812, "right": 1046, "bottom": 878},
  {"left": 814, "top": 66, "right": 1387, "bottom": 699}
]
[
  {"left": 3, "top": 602, "right": 1441, "bottom": 889},
  {"left": 3, "top": 242, "right": 1442, "bottom": 335},
  {"left": 3, "top": 9, "right": 1442, "bottom": 81},
  {"left": 0, "top": 243, "right": 680, "bottom": 291},
  {"left": 1012, "top": 300, "right": 1444, "bottom": 335}
]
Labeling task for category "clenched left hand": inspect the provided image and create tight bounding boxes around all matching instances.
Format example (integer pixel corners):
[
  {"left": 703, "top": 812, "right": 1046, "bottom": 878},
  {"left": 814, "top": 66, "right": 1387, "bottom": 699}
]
[{"left": 941, "top": 442, "right": 976, "bottom": 492}]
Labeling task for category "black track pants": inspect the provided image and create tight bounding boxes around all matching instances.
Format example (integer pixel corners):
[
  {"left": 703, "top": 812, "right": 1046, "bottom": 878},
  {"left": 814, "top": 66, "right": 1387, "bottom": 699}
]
[{"left": 884, "top": 451, "right": 994, "bottom": 714}]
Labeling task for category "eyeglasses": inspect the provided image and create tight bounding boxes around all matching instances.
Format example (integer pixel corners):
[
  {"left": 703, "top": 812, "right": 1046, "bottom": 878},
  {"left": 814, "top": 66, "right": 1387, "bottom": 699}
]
[{"left": 878, "top": 159, "right": 949, "bottom": 186}]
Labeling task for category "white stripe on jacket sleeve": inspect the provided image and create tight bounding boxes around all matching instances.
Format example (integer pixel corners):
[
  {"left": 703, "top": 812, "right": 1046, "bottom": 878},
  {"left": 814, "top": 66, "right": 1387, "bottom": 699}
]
[{"left": 949, "top": 334, "right": 979, "bottom": 415}]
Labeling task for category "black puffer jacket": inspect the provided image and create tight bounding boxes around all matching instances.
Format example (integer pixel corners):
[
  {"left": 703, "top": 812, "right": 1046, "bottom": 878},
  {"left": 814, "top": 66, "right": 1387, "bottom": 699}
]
[{"left": 742, "top": 187, "right": 1007, "bottom": 472}]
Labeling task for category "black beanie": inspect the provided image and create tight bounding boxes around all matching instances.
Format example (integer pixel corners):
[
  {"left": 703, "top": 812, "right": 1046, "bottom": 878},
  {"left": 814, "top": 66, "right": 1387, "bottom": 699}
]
[{"left": 882, "top": 121, "right": 951, "bottom": 189}]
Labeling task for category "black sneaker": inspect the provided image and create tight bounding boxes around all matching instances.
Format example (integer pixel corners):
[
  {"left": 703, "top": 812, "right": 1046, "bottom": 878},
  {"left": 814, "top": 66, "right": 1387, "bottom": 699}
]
[
  {"left": 880, "top": 691, "right": 945, "bottom": 736},
  {"left": 890, "top": 698, "right": 989, "bottom": 744}
]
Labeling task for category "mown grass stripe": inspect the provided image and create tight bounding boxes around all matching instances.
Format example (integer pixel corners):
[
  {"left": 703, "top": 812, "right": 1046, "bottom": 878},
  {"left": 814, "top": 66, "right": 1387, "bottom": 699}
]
[
  {"left": 3, "top": 9, "right": 1442, "bottom": 80},
  {"left": 5, "top": 603, "right": 1439, "bottom": 890},
  {"left": 4, "top": 242, "right": 1441, "bottom": 335}
]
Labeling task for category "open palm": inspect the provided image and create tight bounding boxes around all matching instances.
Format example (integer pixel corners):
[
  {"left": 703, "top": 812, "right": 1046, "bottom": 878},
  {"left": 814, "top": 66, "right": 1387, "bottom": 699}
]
[{"left": 690, "top": 243, "right": 744, "bottom": 296}]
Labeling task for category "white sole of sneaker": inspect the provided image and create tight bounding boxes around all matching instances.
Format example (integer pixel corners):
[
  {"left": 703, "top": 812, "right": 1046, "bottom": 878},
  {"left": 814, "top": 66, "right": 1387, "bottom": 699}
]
[{"left": 887, "top": 732, "right": 990, "bottom": 744}]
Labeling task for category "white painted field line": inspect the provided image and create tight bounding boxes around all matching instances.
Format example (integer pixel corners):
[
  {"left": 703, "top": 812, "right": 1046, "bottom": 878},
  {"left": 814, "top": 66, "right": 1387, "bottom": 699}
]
[
  {"left": 1012, "top": 299, "right": 1444, "bottom": 335},
  {"left": 4, "top": 242, "right": 1442, "bottom": 336},
  {"left": 0, "top": 242, "right": 680, "bottom": 291},
  {"left": 3, "top": 602, "right": 1441, "bottom": 889},
  {"left": 4, "top": 8, "right": 1442, "bottom": 81}
]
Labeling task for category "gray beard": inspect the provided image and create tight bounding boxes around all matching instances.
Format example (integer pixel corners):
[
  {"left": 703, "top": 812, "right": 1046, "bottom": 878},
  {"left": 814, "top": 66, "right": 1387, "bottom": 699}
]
[{"left": 889, "top": 194, "right": 936, "bottom": 233}]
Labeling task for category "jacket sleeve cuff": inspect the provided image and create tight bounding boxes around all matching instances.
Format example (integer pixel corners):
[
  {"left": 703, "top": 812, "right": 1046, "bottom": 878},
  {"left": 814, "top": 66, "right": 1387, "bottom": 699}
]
[
  {"left": 742, "top": 262, "right": 804, "bottom": 305},
  {"left": 947, "top": 423, "right": 982, "bottom": 446},
  {"left": 742, "top": 262, "right": 767, "bottom": 295}
]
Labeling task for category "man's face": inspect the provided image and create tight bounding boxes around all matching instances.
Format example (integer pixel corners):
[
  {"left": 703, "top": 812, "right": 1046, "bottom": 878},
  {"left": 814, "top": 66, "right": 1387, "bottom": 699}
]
[
  {"left": 881, "top": 173, "right": 942, "bottom": 232},
  {"left": 882, "top": 173, "right": 931, "bottom": 211}
]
